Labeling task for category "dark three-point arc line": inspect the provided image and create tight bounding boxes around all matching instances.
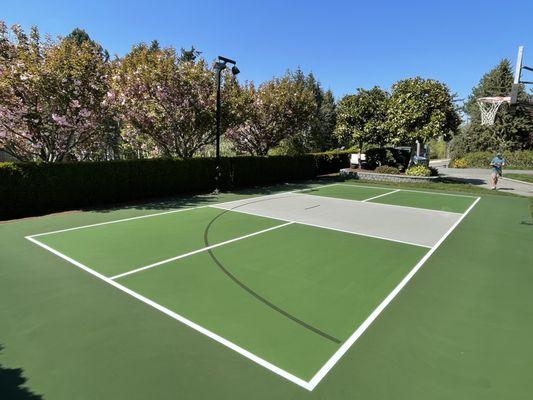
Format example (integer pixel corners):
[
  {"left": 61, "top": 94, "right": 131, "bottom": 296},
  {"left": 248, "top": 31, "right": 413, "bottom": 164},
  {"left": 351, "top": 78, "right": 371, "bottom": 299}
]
[{"left": 203, "top": 195, "right": 341, "bottom": 344}]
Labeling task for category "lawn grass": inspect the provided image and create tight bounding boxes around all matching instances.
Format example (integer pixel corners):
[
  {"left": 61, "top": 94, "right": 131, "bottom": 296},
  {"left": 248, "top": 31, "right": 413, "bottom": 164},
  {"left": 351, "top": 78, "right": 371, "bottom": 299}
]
[{"left": 505, "top": 173, "right": 533, "bottom": 184}]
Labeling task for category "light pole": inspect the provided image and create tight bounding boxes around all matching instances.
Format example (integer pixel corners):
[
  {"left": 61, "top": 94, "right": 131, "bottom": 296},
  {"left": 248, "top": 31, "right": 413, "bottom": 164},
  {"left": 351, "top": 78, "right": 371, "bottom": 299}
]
[{"left": 213, "top": 56, "right": 239, "bottom": 193}]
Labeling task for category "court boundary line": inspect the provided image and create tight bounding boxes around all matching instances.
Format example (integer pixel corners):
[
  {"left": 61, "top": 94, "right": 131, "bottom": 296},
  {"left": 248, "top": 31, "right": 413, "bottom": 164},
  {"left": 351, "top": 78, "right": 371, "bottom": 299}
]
[
  {"left": 110, "top": 222, "right": 294, "bottom": 280},
  {"left": 25, "top": 235, "right": 314, "bottom": 391},
  {"left": 24, "top": 191, "right": 481, "bottom": 391},
  {"left": 209, "top": 205, "right": 432, "bottom": 248},
  {"left": 298, "top": 190, "right": 463, "bottom": 216},
  {"left": 27, "top": 183, "right": 339, "bottom": 239},
  {"left": 361, "top": 189, "right": 401, "bottom": 202},
  {"left": 305, "top": 196, "right": 481, "bottom": 390},
  {"left": 336, "top": 183, "right": 478, "bottom": 198}
]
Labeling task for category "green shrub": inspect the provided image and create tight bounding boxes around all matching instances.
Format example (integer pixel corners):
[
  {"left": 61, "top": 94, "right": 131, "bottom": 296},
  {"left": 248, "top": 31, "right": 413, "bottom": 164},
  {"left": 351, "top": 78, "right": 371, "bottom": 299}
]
[
  {"left": 450, "top": 151, "right": 533, "bottom": 169},
  {"left": 374, "top": 165, "right": 400, "bottom": 174},
  {"left": 451, "top": 158, "right": 468, "bottom": 168},
  {"left": 405, "top": 165, "right": 432, "bottom": 176},
  {"left": 365, "top": 147, "right": 411, "bottom": 171}
]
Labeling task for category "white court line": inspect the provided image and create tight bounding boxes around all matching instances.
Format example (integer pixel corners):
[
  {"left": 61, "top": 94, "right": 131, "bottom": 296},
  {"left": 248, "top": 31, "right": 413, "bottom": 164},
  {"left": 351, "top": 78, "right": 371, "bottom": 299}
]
[
  {"left": 337, "top": 183, "right": 477, "bottom": 198},
  {"left": 306, "top": 196, "right": 481, "bottom": 390},
  {"left": 27, "top": 183, "right": 339, "bottom": 239},
  {"left": 25, "top": 235, "right": 313, "bottom": 391},
  {"left": 110, "top": 222, "right": 294, "bottom": 280},
  {"left": 361, "top": 189, "right": 401, "bottom": 202},
  {"left": 28, "top": 205, "right": 210, "bottom": 238},
  {"left": 209, "top": 205, "right": 432, "bottom": 249}
]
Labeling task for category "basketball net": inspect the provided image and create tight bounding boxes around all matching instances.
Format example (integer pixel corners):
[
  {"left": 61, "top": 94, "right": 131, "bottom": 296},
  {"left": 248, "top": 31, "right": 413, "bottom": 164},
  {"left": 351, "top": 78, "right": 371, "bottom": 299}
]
[{"left": 477, "top": 96, "right": 510, "bottom": 125}]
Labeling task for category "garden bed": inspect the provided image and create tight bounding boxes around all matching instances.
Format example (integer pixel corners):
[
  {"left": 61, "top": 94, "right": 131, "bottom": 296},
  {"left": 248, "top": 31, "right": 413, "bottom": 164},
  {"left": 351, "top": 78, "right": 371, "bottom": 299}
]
[{"left": 340, "top": 168, "right": 439, "bottom": 183}]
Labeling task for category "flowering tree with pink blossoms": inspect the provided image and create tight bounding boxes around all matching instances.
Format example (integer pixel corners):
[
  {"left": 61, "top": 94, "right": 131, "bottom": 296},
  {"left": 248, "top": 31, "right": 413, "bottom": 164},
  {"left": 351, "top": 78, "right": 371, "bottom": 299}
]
[
  {"left": 225, "top": 73, "right": 317, "bottom": 156},
  {"left": 0, "top": 22, "right": 113, "bottom": 161},
  {"left": 109, "top": 43, "right": 221, "bottom": 158}
]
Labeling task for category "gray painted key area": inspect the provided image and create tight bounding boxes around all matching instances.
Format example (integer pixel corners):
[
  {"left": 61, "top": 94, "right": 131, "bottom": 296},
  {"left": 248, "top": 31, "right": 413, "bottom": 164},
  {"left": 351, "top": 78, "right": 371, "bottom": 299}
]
[{"left": 211, "top": 193, "right": 462, "bottom": 248}]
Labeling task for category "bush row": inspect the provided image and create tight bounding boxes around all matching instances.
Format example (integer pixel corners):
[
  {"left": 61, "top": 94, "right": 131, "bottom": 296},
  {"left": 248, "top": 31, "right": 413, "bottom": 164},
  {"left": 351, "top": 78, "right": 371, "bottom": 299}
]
[
  {"left": 450, "top": 151, "right": 533, "bottom": 169},
  {"left": 0, "top": 152, "right": 350, "bottom": 220}
]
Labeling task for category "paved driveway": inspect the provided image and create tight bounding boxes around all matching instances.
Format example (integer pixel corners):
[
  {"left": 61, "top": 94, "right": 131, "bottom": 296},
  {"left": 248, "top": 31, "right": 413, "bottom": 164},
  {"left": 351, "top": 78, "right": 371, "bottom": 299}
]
[{"left": 430, "top": 160, "right": 533, "bottom": 197}]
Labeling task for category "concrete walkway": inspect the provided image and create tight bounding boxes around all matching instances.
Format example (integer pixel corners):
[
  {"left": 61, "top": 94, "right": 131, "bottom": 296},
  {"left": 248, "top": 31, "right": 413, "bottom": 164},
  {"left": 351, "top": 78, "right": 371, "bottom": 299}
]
[{"left": 430, "top": 159, "right": 533, "bottom": 197}]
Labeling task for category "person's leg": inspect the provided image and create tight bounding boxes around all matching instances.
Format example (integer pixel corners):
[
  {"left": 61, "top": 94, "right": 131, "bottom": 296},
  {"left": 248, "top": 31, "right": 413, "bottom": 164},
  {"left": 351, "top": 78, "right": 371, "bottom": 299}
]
[{"left": 491, "top": 172, "right": 497, "bottom": 189}]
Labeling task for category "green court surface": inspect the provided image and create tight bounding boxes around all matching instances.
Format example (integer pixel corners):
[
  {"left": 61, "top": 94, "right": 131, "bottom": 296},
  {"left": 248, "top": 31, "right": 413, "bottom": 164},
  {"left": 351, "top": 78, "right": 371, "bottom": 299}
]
[
  {"left": 35, "top": 207, "right": 284, "bottom": 277},
  {"left": 118, "top": 223, "right": 426, "bottom": 380},
  {"left": 1, "top": 181, "right": 532, "bottom": 399},
  {"left": 368, "top": 189, "right": 477, "bottom": 213}
]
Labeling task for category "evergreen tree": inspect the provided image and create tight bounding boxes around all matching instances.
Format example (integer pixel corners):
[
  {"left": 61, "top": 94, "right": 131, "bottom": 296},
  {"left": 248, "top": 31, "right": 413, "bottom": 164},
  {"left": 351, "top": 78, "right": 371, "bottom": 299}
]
[
  {"left": 65, "top": 28, "right": 109, "bottom": 61},
  {"left": 306, "top": 74, "right": 337, "bottom": 151},
  {"left": 456, "top": 60, "right": 533, "bottom": 154},
  {"left": 317, "top": 89, "right": 338, "bottom": 149},
  {"left": 179, "top": 46, "right": 201, "bottom": 63},
  {"left": 283, "top": 71, "right": 337, "bottom": 153}
]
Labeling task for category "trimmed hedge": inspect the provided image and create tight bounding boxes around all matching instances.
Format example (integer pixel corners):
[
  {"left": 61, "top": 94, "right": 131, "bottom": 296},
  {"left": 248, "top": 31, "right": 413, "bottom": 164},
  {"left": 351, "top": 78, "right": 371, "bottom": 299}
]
[
  {"left": 312, "top": 150, "right": 352, "bottom": 174},
  {"left": 450, "top": 151, "right": 533, "bottom": 169},
  {"left": 0, "top": 152, "right": 349, "bottom": 220}
]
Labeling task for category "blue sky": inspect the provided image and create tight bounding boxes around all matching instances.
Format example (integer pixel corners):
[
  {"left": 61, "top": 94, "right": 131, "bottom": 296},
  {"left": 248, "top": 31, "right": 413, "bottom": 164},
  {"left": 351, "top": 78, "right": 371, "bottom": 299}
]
[{"left": 3, "top": 0, "right": 532, "bottom": 100}]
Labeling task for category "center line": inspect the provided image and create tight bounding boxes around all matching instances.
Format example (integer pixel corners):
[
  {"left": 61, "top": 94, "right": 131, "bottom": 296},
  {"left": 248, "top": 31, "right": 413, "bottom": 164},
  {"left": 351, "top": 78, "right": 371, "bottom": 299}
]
[
  {"left": 362, "top": 189, "right": 401, "bottom": 202},
  {"left": 110, "top": 222, "right": 294, "bottom": 280}
]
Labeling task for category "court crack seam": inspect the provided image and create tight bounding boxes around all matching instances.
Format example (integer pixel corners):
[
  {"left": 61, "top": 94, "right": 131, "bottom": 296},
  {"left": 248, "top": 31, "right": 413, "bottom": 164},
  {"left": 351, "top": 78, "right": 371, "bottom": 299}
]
[{"left": 203, "top": 195, "right": 341, "bottom": 344}]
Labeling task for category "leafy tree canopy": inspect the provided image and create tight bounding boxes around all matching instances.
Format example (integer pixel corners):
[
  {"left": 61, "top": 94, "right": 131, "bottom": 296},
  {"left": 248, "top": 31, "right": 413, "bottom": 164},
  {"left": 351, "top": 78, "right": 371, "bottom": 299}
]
[
  {"left": 0, "top": 22, "right": 114, "bottom": 161},
  {"left": 387, "top": 77, "right": 460, "bottom": 144},
  {"left": 109, "top": 43, "right": 217, "bottom": 158},
  {"left": 226, "top": 71, "right": 317, "bottom": 156},
  {"left": 335, "top": 86, "right": 389, "bottom": 152}
]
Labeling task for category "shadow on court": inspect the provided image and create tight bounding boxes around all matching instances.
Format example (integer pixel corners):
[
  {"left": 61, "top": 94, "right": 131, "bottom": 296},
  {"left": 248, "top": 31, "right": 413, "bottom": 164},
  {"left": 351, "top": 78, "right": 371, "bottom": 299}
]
[
  {"left": 0, "top": 345, "right": 43, "bottom": 400},
  {"left": 86, "top": 176, "right": 344, "bottom": 215},
  {"left": 84, "top": 174, "right": 490, "bottom": 216}
]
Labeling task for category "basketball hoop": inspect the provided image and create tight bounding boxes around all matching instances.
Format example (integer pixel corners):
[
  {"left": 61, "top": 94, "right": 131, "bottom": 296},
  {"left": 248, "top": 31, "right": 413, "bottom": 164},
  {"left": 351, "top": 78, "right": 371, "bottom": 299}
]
[{"left": 477, "top": 96, "right": 510, "bottom": 125}]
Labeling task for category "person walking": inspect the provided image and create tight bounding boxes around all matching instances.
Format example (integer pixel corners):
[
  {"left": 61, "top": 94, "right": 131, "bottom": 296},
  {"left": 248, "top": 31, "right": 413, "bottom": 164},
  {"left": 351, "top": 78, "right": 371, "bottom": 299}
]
[{"left": 490, "top": 153, "right": 506, "bottom": 190}]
